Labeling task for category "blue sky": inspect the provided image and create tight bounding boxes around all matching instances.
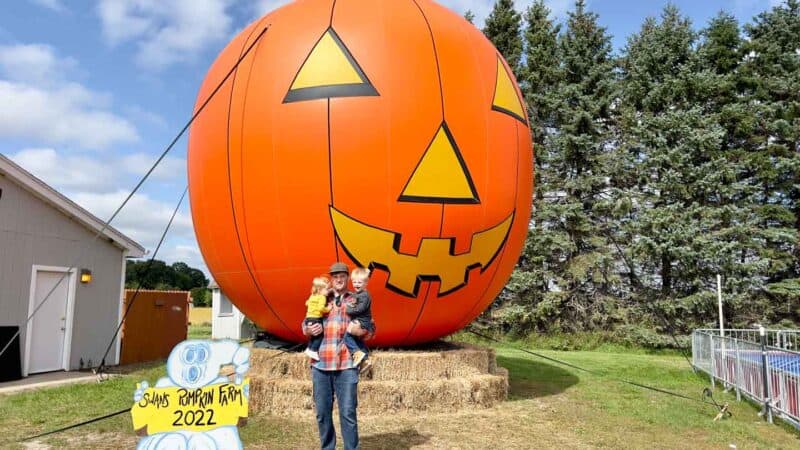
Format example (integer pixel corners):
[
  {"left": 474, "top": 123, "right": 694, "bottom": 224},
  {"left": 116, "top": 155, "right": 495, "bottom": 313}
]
[{"left": 0, "top": 0, "right": 782, "bottom": 274}]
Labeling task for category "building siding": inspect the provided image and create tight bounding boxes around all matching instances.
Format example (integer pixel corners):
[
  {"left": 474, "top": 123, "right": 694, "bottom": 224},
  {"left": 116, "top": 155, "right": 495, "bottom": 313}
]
[
  {"left": 212, "top": 288, "right": 242, "bottom": 340},
  {"left": 0, "top": 173, "right": 126, "bottom": 371}
]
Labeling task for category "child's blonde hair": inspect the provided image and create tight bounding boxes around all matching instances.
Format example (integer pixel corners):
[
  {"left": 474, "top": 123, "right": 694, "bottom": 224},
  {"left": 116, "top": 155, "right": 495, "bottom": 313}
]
[
  {"left": 351, "top": 267, "right": 370, "bottom": 281},
  {"left": 310, "top": 276, "right": 330, "bottom": 295}
]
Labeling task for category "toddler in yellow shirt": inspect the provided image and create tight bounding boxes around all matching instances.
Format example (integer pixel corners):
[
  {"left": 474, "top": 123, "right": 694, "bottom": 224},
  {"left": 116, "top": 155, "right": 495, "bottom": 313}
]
[{"left": 304, "top": 276, "right": 331, "bottom": 360}]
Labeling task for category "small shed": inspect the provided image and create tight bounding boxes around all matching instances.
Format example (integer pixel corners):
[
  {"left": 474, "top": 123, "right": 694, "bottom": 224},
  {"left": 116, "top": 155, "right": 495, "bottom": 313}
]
[
  {"left": 119, "top": 290, "right": 190, "bottom": 365},
  {"left": 210, "top": 281, "right": 253, "bottom": 340},
  {"left": 0, "top": 154, "right": 145, "bottom": 378}
]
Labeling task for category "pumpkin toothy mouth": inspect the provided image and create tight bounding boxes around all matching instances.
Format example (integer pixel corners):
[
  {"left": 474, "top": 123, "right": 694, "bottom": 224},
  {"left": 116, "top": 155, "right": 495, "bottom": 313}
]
[{"left": 329, "top": 206, "right": 513, "bottom": 297}]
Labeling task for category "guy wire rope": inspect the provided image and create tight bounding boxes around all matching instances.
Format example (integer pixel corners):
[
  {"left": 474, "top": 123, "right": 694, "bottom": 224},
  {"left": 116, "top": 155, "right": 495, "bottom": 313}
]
[
  {"left": 94, "top": 186, "right": 187, "bottom": 377},
  {"left": 467, "top": 327, "right": 730, "bottom": 416},
  {"left": 0, "top": 24, "right": 270, "bottom": 362},
  {"left": 13, "top": 343, "right": 304, "bottom": 444},
  {"left": 601, "top": 222, "right": 702, "bottom": 373}
]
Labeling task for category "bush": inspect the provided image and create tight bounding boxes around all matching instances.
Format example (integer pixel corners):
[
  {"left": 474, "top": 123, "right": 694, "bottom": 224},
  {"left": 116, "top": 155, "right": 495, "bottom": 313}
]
[
  {"left": 191, "top": 287, "right": 211, "bottom": 307},
  {"left": 612, "top": 324, "right": 689, "bottom": 349}
]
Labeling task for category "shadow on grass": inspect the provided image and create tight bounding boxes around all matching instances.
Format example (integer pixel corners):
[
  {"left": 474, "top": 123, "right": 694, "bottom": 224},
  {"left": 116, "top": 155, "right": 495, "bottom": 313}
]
[
  {"left": 498, "top": 355, "right": 580, "bottom": 400},
  {"left": 360, "top": 428, "right": 431, "bottom": 449}
]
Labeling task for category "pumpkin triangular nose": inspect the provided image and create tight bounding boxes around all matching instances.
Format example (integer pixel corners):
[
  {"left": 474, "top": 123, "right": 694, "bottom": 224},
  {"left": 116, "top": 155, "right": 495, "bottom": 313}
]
[{"left": 399, "top": 123, "right": 479, "bottom": 204}]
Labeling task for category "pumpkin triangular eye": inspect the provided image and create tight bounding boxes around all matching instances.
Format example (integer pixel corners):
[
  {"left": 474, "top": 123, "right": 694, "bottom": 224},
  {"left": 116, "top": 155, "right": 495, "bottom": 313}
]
[
  {"left": 399, "top": 123, "right": 479, "bottom": 204},
  {"left": 284, "top": 28, "right": 379, "bottom": 103},
  {"left": 491, "top": 56, "right": 526, "bottom": 124}
]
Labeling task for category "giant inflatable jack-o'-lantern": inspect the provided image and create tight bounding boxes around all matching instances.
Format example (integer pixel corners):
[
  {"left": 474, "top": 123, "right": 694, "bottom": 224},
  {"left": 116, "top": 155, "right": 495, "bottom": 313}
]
[{"left": 188, "top": 0, "right": 533, "bottom": 346}]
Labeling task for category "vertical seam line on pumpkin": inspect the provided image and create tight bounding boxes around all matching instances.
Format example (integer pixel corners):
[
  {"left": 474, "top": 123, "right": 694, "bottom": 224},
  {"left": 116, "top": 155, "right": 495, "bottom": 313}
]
[
  {"left": 411, "top": 0, "right": 445, "bottom": 122},
  {"left": 328, "top": 98, "right": 340, "bottom": 261},
  {"left": 455, "top": 121, "right": 521, "bottom": 332},
  {"left": 328, "top": 0, "right": 340, "bottom": 261},
  {"left": 412, "top": 0, "right": 447, "bottom": 245},
  {"left": 238, "top": 22, "right": 268, "bottom": 276},
  {"left": 451, "top": 26, "right": 516, "bottom": 330},
  {"left": 401, "top": 283, "right": 433, "bottom": 345},
  {"left": 439, "top": 204, "right": 445, "bottom": 236},
  {"left": 225, "top": 22, "right": 300, "bottom": 340},
  {"left": 226, "top": 23, "right": 259, "bottom": 281}
]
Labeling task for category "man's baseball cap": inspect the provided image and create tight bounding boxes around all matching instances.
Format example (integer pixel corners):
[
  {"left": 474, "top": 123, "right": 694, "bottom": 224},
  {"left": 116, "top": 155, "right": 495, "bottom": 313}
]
[{"left": 329, "top": 262, "right": 349, "bottom": 275}]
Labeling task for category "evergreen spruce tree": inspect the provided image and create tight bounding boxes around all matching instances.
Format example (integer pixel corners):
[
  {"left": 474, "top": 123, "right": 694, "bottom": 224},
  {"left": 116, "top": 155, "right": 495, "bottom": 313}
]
[
  {"left": 694, "top": 12, "right": 775, "bottom": 326},
  {"left": 551, "top": 0, "right": 619, "bottom": 330},
  {"left": 483, "top": 0, "right": 523, "bottom": 79},
  {"left": 522, "top": 0, "right": 561, "bottom": 150},
  {"left": 464, "top": 10, "right": 475, "bottom": 24},
  {"left": 502, "top": 0, "right": 562, "bottom": 331},
  {"left": 618, "top": 6, "right": 735, "bottom": 331},
  {"left": 739, "top": 0, "right": 800, "bottom": 313},
  {"left": 507, "top": 0, "right": 618, "bottom": 332}
]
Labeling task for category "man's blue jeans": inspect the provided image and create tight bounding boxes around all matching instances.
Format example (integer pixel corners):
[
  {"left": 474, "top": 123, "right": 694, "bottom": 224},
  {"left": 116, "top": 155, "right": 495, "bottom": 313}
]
[{"left": 311, "top": 367, "right": 359, "bottom": 450}]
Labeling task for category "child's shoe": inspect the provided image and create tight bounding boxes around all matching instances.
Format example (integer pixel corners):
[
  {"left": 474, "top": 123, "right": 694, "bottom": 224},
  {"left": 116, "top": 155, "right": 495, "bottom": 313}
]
[
  {"left": 358, "top": 358, "right": 373, "bottom": 375},
  {"left": 305, "top": 348, "right": 320, "bottom": 360},
  {"left": 352, "top": 350, "right": 366, "bottom": 366}
]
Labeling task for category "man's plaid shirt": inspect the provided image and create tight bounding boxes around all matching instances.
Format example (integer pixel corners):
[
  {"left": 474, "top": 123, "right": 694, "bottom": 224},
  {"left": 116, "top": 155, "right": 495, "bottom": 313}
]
[{"left": 311, "top": 292, "right": 355, "bottom": 371}]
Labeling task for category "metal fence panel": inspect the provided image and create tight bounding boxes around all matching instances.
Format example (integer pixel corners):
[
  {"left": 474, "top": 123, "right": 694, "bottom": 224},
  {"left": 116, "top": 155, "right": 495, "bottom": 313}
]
[{"left": 692, "top": 329, "right": 800, "bottom": 429}]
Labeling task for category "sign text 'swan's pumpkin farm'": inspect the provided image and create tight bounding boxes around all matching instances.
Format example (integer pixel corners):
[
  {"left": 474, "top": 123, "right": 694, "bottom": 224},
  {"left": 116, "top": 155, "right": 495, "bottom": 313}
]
[
  {"left": 131, "top": 380, "right": 248, "bottom": 435},
  {"left": 132, "top": 340, "right": 250, "bottom": 449}
]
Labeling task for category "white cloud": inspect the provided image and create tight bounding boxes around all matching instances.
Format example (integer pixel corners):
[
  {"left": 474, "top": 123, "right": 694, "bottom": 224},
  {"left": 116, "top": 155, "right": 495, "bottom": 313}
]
[
  {"left": 29, "top": 0, "right": 65, "bottom": 12},
  {"left": 124, "top": 105, "right": 168, "bottom": 129},
  {"left": 97, "top": 0, "right": 234, "bottom": 70},
  {"left": 8, "top": 148, "right": 119, "bottom": 190},
  {"left": 122, "top": 152, "right": 186, "bottom": 182},
  {"left": 0, "top": 43, "right": 138, "bottom": 149},
  {"left": 253, "top": 0, "right": 293, "bottom": 17},
  {"left": 0, "top": 81, "right": 138, "bottom": 149},
  {"left": 0, "top": 43, "right": 77, "bottom": 85},
  {"left": 69, "top": 189, "right": 194, "bottom": 250},
  {"left": 8, "top": 148, "right": 185, "bottom": 190}
]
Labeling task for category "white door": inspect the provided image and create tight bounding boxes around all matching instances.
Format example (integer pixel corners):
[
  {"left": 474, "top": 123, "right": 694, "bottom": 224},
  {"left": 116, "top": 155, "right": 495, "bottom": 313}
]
[{"left": 27, "top": 270, "right": 72, "bottom": 374}]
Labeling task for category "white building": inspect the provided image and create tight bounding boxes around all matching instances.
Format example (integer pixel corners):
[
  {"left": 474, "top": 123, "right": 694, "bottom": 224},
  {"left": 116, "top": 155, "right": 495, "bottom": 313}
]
[
  {"left": 0, "top": 154, "right": 145, "bottom": 378},
  {"left": 210, "top": 281, "right": 253, "bottom": 340}
]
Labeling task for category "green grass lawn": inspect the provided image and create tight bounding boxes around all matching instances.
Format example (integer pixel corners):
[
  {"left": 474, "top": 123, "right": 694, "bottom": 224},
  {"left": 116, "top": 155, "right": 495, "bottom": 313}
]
[
  {"left": 1, "top": 340, "right": 798, "bottom": 449},
  {"left": 188, "top": 322, "right": 212, "bottom": 339}
]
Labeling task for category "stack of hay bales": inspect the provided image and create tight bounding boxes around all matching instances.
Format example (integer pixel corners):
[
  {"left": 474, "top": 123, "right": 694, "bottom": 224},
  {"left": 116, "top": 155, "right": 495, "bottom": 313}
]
[{"left": 248, "top": 341, "right": 508, "bottom": 415}]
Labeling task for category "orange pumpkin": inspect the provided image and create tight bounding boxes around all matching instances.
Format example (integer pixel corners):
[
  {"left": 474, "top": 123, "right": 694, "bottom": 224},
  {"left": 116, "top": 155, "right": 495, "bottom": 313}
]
[{"left": 188, "top": 0, "right": 533, "bottom": 346}]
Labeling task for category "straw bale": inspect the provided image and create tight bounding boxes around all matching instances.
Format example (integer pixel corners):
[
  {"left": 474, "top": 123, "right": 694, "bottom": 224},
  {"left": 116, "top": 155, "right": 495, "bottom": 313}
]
[
  {"left": 249, "top": 371, "right": 509, "bottom": 416},
  {"left": 249, "top": 378, "right": 315, "bottom": 415},
  {"left": 249, "top": 350, "right": 310, "bottom": 380},
  {"left": 248, "top": 341, "right": 499, "bottom": 382}
]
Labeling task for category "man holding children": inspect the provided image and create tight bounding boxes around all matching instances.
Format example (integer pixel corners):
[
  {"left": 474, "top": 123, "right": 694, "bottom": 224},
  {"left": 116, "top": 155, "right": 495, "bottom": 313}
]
[{"left": 302, "top": 262, "right": 375, "bottom": 450}]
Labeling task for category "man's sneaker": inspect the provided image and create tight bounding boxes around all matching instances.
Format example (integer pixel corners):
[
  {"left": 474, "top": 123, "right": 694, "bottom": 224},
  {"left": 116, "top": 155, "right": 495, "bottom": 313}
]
[
  {"left": 304, "top": 348, "right": 320, "bottom": 360},
  {"left": 358, "top": 358, "right": 373, "bottom": 375},
  {"left": 352, "top": 350, "right": 366, "bottom": 366}
]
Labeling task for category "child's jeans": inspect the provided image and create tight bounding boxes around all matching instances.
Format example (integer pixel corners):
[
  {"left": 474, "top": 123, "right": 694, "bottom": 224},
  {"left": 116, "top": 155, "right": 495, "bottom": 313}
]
[
  {"left": 343, "top": 332, "right": 368, "bottom": 355},
  {"left": 305, "top": 317, "right": 323, "bottom": 352}
]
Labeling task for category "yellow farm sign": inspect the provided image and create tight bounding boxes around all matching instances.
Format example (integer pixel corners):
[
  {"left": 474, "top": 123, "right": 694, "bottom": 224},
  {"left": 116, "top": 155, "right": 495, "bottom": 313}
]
[{"left": 131, "top": 379, "right": 249, "bottom": 435}]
